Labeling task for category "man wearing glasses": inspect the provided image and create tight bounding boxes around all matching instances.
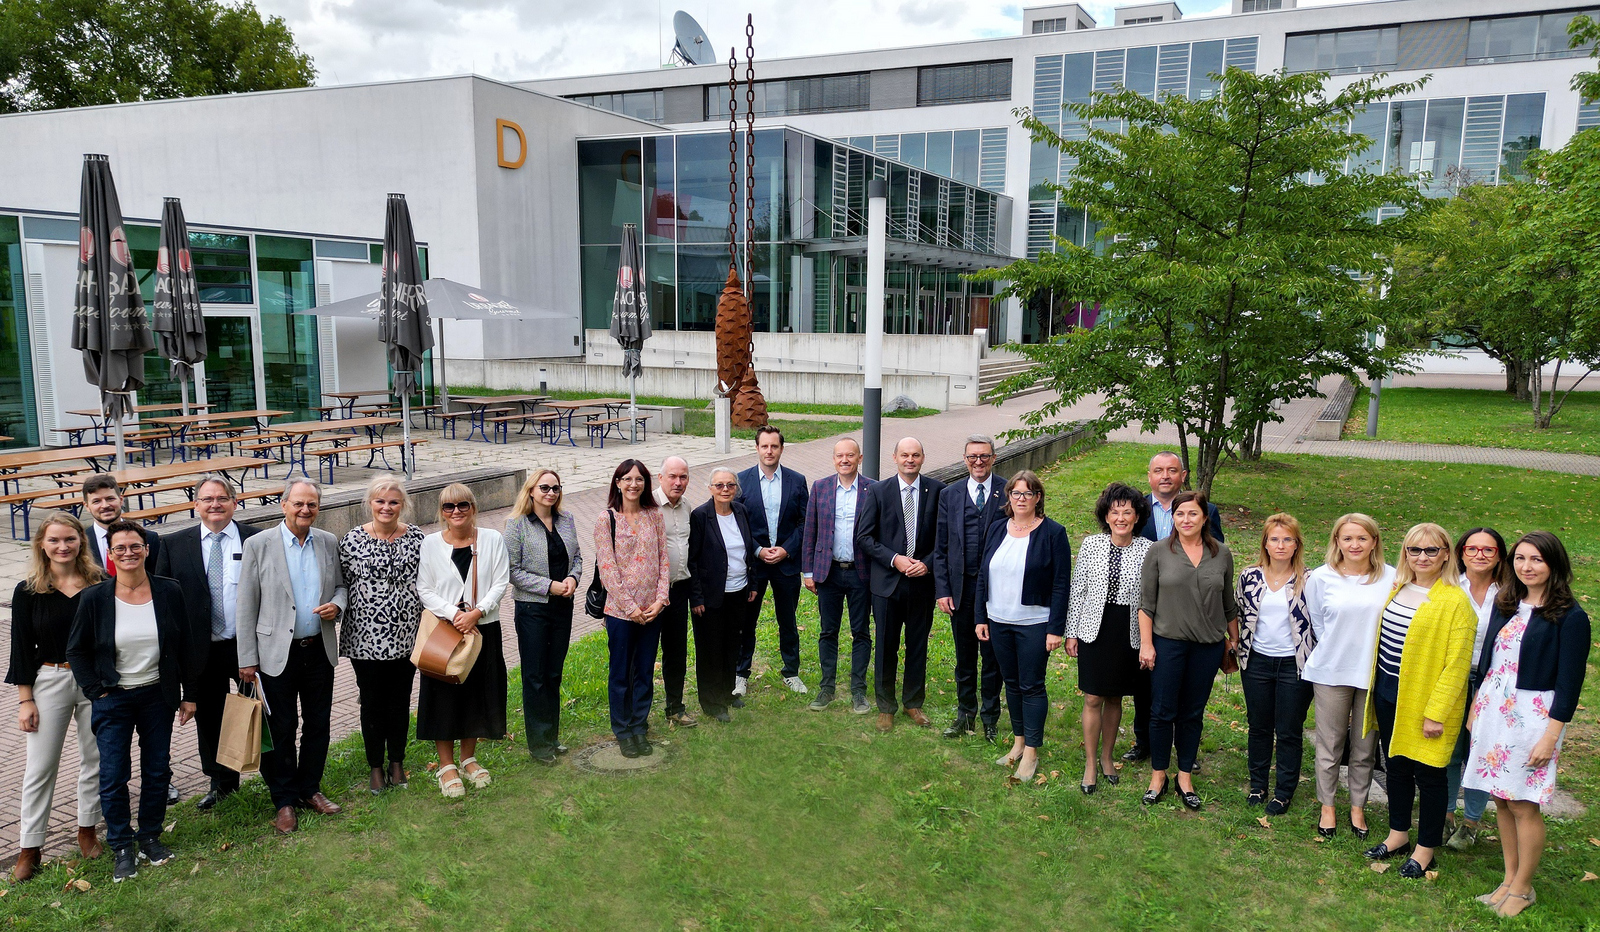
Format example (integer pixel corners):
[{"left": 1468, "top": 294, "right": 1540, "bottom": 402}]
[
  {"left": 236, "top": 480, "right": 347, "bottom": 835},
  {"left": 932, "top": 435, "right": 1006, "bottom": 741},
  {"left": 155, "top": 475, "right": 262, "bottom": 810}
]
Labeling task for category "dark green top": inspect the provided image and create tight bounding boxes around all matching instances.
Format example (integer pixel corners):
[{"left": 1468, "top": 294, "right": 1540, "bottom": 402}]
[{"left": 1138, "top": 540, "right": 1239, "bottom": 644}]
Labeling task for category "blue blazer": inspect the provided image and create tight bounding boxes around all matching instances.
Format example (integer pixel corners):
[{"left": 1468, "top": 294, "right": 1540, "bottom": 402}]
[
  {"left": 1474, "top": 601, "right": 1590, "bottom": 723},
  {"left": 1136, "top": 495, "right": 1224, "bottom": 544},
  {"left": 973, "top": 517, "right": 1072, "bottom": 637},
  {"left": 736, "top": 465, "right": 809, "bottom": 579},
  {"left": 931, "top": 476, "right": 1006, "bottom": 608},
  {"left": 800, "top": 473, "right": 872, "bottom": 585}
]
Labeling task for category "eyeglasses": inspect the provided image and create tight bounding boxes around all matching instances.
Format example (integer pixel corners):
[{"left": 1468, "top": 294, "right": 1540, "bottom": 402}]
[
  {"left": 964, "top": 453, "right": 994, "bottom": 463},
  {"left": 109, "top": 544, "right": 146, "bottom": 556},
  {"left": 196, "top": 496, "right": 233, "bottom": 506},
  {"left": 1404, "top": 546, "right": 1444, "bottom": 557},
  {"left": 441, "top": 501, "right": 473, "bottom": 512},
  {"left": 1009, "top": 490, "right": 1038, "bottom": 500},
  {"left": 1462, "top": 545, "right": 1498, "bottom": 556},
  {"left": 536, "top": 484, "right": 561, "bottom": 494},
  {"left": 710, "top": 482, "right": 738, "bottom": 491}
]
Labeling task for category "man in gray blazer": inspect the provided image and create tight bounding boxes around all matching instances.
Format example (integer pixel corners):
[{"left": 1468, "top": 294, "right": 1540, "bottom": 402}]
[{"left": 237, "top": 479, "right": 348, "bottom": 834}]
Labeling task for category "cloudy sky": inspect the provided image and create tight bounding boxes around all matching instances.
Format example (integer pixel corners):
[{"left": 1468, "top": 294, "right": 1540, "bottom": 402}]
[{"left": 251, "top": 0, "right": 1350, "bottom": 86}]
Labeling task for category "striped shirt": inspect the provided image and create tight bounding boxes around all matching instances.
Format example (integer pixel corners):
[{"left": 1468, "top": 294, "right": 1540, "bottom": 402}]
[{"left": 1377, "top": 584, "right": 1431, "bottom": 682}]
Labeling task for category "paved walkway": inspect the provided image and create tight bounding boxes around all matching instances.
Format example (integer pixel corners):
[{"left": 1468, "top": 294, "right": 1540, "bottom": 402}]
[{"left": 6, "top": 379, "right": 1596, "bottom": 863}]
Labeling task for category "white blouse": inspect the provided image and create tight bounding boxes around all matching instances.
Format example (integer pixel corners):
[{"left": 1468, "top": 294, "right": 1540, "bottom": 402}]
[
  {"left": 113, "top": 597, "right": 161, "bottom": 687},
  {"left": 718, "top": 512, "right": 747, "bottom": 592},
  {"left": 1251, "top": 582, "right": 1296, "bottom": 658},
  {"left": 984, "top": 534, "right": 1049, "bottom": 626},
  {"left": 1459, "top": 580, "right": 1500, "bottom": 668},
  {"left": 1301, "top": 562, "right": 1397, "bottom": 689},
  {"left": 417, "top": 529, "right": 511, "bottom": 621}
]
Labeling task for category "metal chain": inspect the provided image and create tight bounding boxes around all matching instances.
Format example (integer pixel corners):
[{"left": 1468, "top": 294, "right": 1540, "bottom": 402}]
[
  {"left": 744, "top": 16, "right": 756, "bottom": 283},
  {"left": 727, "top": 50, "right": 739, "bottom": 276}
]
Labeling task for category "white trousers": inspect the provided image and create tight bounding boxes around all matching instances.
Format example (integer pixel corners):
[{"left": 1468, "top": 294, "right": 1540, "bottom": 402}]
[{"left": 18, "top": 665, "right": 101, "bottom": 848}]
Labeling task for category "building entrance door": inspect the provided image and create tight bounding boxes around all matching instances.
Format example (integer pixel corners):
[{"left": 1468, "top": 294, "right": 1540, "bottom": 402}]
[{"left": 198, "top": 315, "right": 262, "bottom": 413}]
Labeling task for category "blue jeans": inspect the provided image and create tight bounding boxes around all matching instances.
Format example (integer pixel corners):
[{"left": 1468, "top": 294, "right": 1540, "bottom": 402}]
[
  {"left": 988, "top": 622, "right": 1049, "bottom": 748},
  {"left": 1447, "top": 668, "right": 1490, "bottom": 823},
  {"left": 816, "top": 568, "right": 872, "bottom": 696},
  {"left": 1149, "top": 635, "right": 1224, "bottom": 773},
  {"left": 605, "top": 615, "right": 662, "bottom": 740},
  {"left": 90, "top": 683, "right": 173, "bottom": 851}
]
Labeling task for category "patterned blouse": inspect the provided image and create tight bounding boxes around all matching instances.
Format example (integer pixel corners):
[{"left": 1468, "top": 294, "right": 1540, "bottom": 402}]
[
  {"left": 593, "top": 507, "right": 670, "bottom": 619},
  {"left": 338, "top": 524, "right": 425, "bottom": 660}
]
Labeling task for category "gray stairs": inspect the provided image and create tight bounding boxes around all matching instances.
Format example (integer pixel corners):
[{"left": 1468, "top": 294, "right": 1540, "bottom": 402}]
[{"left": 978, "top": 355, "right": 1047, "bottom": 400}]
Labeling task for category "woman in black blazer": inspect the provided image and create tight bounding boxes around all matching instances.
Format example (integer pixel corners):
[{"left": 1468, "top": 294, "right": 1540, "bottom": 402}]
[
  {"left": 688, "top": 468, "right": 759, "bottom": 722},
  {"left": 975, "top": 470, "right": 1071, "bottom": 784},
  {"left": 65, "top": 521, "right": 196, "bottom": 883},
  {"left": 1463, "top": 531, "right": 1590, "bottom": 918}
]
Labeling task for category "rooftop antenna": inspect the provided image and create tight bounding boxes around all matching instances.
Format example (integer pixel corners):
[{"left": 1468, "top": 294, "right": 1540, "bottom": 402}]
[{"left": 668, "top": 10, "right": 717, "bottom": 66}]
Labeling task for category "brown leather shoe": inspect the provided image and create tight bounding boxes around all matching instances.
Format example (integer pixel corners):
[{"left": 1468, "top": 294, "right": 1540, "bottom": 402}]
[
  {"left": 12, "top": 847, "right": 41, "bottom": 881},
  {"left": 303, "top": 792, "right": 342, "bottom": 815},
  {"left": 876, "top": 713, "right": 895, "bottom": 732},
  {"left": 904, "top": 707, "right": 931, "bottom": 727},
  {"left": 273, "top": 806, "right": 299, "bottom": 834},
  {"left": 77, "top": 826, "right": 103, "bottom": 859}
]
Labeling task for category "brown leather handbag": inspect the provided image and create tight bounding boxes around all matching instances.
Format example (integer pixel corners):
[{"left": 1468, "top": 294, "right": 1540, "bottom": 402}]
[{"left": 411, "top": 546, "right": 483, "bottom": 684}]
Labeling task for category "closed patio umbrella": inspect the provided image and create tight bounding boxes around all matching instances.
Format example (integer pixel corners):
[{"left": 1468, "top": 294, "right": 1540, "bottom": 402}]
[
  {"left": 152, "top": 197, "right": 207, "bottom": 416},
  {"left": 72, "top": 154, "right": 154, "bottom": 469},
  {"left": 379, "top": 193, "right": 434, "bottom": 478},
  {"left": 608, "top": 223, "right": 650, "bottom": 442}
]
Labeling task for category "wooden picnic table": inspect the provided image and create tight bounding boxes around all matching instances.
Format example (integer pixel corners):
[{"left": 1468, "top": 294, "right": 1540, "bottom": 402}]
[
  {"left": 267, "top": 417, "right": 402, "bottom": 477},
  {"left": 449, "top": 395, "right": 550, "bottom": 443},
  {"left": 323, "top": 390, "right": 390, "bottom": 418},
  {"left": 0, "top": 445, "right": 119, "bottom": 491},
  {"left": 541, "top": 398, "right": 635, "bottom": 446},
  {"left": 108, "top": 456, "right": 268, "bottom": 491},
  {"left": 145, "top": 409, "right": 289, "bottom": 459}
]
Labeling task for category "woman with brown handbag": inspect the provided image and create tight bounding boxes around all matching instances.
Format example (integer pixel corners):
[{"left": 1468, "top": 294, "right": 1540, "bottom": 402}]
[{"left": 416, "top": 484, "right": 510, "bottom": 798}]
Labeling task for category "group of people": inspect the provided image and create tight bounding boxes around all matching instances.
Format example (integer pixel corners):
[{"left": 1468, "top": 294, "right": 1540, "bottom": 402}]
[{"left": 6, "top": 442, "right": 1589, "bottom": 918}]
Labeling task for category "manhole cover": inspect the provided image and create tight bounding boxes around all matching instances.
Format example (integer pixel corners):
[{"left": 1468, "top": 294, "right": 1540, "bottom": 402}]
[{"left": 572, "top": 740, "right": 673, "bottom": 776}]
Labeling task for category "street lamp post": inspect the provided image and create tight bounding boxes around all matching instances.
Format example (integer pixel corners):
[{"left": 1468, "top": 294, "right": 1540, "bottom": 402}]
[{"left": 863, "top": 179, "right": 886, "bottom": 479}]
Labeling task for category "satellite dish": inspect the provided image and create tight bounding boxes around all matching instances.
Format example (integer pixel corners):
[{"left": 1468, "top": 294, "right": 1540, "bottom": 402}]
[{"left": 670, "top": 10, "right": 716, "bottom": 66}]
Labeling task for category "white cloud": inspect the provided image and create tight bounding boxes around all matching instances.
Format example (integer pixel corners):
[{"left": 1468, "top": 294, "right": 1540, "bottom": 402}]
[{"left": 253, "top": 0, "right": 1354, "bottom": 86}]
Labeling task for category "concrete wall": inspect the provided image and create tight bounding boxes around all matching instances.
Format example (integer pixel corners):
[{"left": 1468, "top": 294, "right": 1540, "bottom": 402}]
[
  {"left": 445, "top": 358, "right": 952, "bottom": 411},
  {"left": 926, "top": 422, "right": 1099, "bottom": 486}
]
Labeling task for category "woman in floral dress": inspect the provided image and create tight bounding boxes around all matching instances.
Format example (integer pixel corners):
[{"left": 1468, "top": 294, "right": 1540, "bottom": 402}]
[{"left": 1464, "top": 531, "right": 1591, "bottom": 918}]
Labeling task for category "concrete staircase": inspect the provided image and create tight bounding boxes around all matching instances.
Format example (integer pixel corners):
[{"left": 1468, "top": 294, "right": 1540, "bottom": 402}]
[{"left": 979, "top": 354, "right": 1048, "bottom": 401}]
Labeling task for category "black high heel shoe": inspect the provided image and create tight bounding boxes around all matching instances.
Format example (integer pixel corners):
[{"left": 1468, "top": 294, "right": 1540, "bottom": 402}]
[
  {"left": 1081, "top": 782, "right": 1097, "bottom": 795},
  {"left": 1142, "top": 776, "right": 1168, "bottom": 806},
  {"left": 1349, "top": 818, "right": 1371, "bottom": 841},
  {"left": 1364, "top": 840, "right": 1411, "bottom": 861}
]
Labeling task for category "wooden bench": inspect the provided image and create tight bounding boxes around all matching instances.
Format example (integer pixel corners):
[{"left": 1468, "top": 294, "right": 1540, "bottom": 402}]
[
  {"left": 407, "top": 404, "right": 440, "bottom": 429},
  {"left": 584, "top": 415, "right": 651, "bottom": 448},
  {"left": 0, "top": 486, "right": 86, "bottom": 538},
  {"left": 439, "top": 410, "right": 506, "bottom": 440},
  {"left": 486, "top": 411, "right": 560, "bottom": 444},
  {"left": 309, "top": 438, "right": 428, "bottom": 483},
  {"left": 3, "top": 464, "right": 91, "bottom": 485},
  {"left": 50, "top": 426, "right": 98, "bottom": 446},
  {"left": 236, "top": 488, "right": 282, "bottom": 508},
  {"left": 123, "top": 500, "right": 199, "bottom": 525}
]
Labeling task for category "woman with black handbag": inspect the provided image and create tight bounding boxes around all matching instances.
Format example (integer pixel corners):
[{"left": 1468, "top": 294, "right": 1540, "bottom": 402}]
[
  {"left": 687, "top": 468, "right": 758, "bottom": 722},
  {"left": 416, "top": 484, "right": 510, "bottom": 798},
  {"left": 593, "top": 460, "right": 670, "bottom": 758}
]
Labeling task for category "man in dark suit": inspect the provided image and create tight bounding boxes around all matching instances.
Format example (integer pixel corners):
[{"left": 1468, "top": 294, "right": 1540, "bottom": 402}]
[
  {"left": 932, "top": 435, "right": 1006, "bottom": 741},
  {"left": 856, "top": 437, "right": 944, "bottom": 731},
  {"left": 155, "top": 474, "right": 261, "bottom": 811},
  {"left": 1125, "top": 450, "right": 1225, "bottom": 763},
  {"left": 81, "top": 474, "right": 162, "bottom": 573},
  {"left": 736, "top": 425, "right": 809, "bottom": 697},
  {"left": 801, "top": 438, "right": 874, "bottom": 714}
]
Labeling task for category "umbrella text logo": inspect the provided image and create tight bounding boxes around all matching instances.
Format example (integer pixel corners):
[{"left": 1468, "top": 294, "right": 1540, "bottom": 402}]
[
  {"left": 79, "top": 227, "right": 93, "bottom": 263},
  {"left": 109, "top": 226, "right": 131, "bottom": 267},
  {"left": 157, "top": 246, "right": 170, "bottom": 274},
  {"left": 463, "top": 293, "right": 520, "bottom": 316}
]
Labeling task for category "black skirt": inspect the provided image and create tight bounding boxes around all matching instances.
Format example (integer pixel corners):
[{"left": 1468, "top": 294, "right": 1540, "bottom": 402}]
[
  {"left": 415, "top": 621, "right": 509, "bottom": 741},
  {"left": 1077, "top": 604, "right": 1139, "bottom": 698}
]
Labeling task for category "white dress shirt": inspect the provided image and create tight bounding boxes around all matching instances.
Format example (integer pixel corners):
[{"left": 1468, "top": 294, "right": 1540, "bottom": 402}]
[
  {"left": 967, "top": 475, "right": 995, "bottom": 508},
  {"left": 1302, "top": 563, "right": 1398, "bottom": 688},
  {"left": 898, "top": 476, "right": 920, "bottom": 552},
  {"left": 202, "top": 521, "right": 244, "bottom": 640}
]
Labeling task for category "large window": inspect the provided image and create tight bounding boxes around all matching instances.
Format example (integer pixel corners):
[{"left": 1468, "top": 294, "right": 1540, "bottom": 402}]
[
  {"left": 125, "top": 225, "right": 251, "bottom": 305},
  {"left": 1341, "top": 93, "right": 1546, "bottom": 189},
  {"left": 917, "top": 61, "right": 1013, "bottom": 106},
  {"left": 0, "top": 216, "right": 38, "bottom": 447},
  {"left": 1284, "top": 26, "right": 1400, "bottom": 74},
  {"left": 1467, "top": 10, "right": 1599, "bottom": 63},
  {"left": 255, "top": 235, "right": 320, "bottom": 421},
  {"left": 704, "top": 73, "right": 869, "bottom": 120},
  {"left": 1033, "top": 18, "right": 1067, "bottom": 34},
  {"left": 569, "top": 90, "right": 666, "bottom": 122}
]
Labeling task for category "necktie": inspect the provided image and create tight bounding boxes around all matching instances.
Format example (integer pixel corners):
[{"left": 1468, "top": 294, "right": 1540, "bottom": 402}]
[
  {"left": 975, "top": 482, "right": 986, "bottom": 510},
  {"left": 103, "top": 534, "right": 115, "bottom": 578},
  {"left": 902, "top": 485, "right": 916, "bottom": 557},
  {"left": 207, "top": 532, "right": 228, "bottom": 640}
]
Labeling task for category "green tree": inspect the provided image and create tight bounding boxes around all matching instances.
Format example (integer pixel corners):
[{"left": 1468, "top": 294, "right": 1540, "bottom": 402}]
[
  {"left": 0, "top": 0, "right": 315, "bottom": 113},
  {"left": 1386, "top": 181, "right": 1538, "bottom": 401},
  {"left": 977, "top": 68, "right": 1425, "bottom": 495}
]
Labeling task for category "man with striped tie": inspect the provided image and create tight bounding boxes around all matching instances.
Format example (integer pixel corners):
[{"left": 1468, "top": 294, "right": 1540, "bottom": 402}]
[
  {"left": 154, "top": 475, "right": 260, "bottom": 810},
  {"left": 856, "top": 437, "right": 945, "bottom": 732}
]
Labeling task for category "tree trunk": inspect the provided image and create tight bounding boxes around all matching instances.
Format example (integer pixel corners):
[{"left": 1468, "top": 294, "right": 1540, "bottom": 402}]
[
  {"left": 1239, "top": 421, "right": 1265, "bottom": 462},
  {"left": 1506, "top": 358, "right": 1532, "bottom": 402}
]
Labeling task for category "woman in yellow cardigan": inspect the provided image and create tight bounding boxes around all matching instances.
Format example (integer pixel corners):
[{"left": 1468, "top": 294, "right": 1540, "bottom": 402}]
[{"left": 1360, "top": 523, "right": 1476, "bottom": 879}]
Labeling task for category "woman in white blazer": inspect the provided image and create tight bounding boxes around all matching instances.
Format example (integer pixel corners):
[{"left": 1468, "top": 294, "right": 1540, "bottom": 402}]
[{"left": 416, "top": 484, "right": 510, "bottom": 798}]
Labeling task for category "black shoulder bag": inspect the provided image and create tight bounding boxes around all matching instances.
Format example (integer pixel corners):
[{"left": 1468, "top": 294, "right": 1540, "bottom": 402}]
[{"left": 584, "top": 511, "right": 616, "bottom": 619}]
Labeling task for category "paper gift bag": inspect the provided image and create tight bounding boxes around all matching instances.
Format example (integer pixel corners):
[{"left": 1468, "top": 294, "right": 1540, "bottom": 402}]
[{"left": 217, "top": 686, "right": 266, "bottom": 773}]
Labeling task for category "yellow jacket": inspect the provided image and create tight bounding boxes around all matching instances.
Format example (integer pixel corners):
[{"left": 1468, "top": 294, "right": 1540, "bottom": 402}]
[{"left": 1362, "top": 579, "right": 1477, "bottom": 768}]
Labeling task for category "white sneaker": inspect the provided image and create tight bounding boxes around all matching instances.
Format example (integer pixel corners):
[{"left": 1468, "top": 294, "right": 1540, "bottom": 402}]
[
  {"left": 732, "top": 676, "right": 747, "bottom": 697},
  {"left": 783, "top": 676, "right": 808, "bottom": 694}
]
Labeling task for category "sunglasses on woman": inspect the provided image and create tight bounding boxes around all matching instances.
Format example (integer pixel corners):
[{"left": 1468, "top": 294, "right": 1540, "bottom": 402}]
[
  {"left": 1404, "top": 546, "right": 1443, "bottom": 557},
  {"left": 441, "top": 501, "right": 473, "bottom": 512}
]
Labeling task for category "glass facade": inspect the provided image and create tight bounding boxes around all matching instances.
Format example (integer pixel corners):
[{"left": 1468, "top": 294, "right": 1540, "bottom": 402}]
[
  {"left": 1340, "top": 93, "right": 1546, "bottom": 190},
  {"left": 256, "top": 235, "right": 321, "bottom": 421},
  {"left": 1286, "top": 12, "right": 1598, "bottom": 74},
  {"left": 917, "top": 61, "right": 1013, "bottom": 106},
  {"left": 0, "top": 216, "right": 39, "bottom": 448},
  {"left": 1468, "top": 10, "right": 1599, "bottom": 63},
  {"left": 578, "top": 128, "right": 1007, "bottom": 335},
  {"left": 843, "top": 128, "right": 1008, "bottom": 192},
  {"left": 568, "top": 90, "right": 666, "bottom": 122}
]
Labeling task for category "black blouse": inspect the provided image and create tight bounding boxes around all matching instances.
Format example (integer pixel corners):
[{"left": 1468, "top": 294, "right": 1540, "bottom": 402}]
[
  {"left": 545, "top": 524, "right": 570, "bottom": 589},
  {"left": 6, "top": 582, "right": 84, "bottom": 687}
]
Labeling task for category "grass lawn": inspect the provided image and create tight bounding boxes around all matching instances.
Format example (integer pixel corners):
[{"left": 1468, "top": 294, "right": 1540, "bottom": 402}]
[
  {"left": 5, "top": 443, "right": 1597, "bottom": 931},
  {"left": 1342, "top": 386, "right": 1600, "bottom": 456}
]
